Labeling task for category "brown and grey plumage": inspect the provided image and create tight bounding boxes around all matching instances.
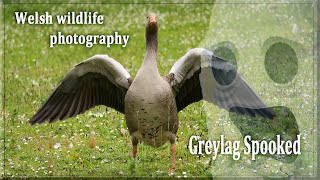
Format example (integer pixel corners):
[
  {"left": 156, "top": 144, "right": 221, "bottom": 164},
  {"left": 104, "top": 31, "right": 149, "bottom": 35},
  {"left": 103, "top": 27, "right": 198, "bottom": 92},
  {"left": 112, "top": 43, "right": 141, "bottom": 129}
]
[{"left": 30, "top": 13, "right": 275, "bottom": 173}]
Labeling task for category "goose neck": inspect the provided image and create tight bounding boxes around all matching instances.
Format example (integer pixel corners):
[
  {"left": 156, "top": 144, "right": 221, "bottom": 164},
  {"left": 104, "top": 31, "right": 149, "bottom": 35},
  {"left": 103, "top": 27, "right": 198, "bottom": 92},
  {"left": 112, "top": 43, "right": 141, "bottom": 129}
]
[{"left": 145, "top": 32, "right": 158, "bottom": 60}]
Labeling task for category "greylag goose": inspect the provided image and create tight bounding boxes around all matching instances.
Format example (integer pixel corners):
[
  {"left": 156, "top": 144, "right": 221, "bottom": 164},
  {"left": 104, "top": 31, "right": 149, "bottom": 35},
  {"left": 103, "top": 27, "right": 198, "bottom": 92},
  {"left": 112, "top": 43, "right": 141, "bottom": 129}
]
[{"left": 30, "top": 13, "right": 275, "bottom": 172}]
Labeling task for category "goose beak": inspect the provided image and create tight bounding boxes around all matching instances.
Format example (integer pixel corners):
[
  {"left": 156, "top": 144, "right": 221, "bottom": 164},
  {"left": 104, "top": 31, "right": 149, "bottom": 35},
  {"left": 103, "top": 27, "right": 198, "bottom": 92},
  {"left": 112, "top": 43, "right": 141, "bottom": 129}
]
[{"left": 148, "top": 15, "right": 157, "bottom": 30}]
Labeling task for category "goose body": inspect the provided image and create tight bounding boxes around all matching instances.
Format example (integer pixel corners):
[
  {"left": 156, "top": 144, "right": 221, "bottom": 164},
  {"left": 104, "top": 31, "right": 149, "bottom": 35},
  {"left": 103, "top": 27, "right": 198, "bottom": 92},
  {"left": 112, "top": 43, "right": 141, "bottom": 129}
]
[
  {"left": 125, "top": 14, "right": 178, "bottom": 148},
  {"left": 29, "top": 13, "right": 275, "bottom": 173},
  {"left": 125, "top": 68, "right": 178, "bottom": 147}
]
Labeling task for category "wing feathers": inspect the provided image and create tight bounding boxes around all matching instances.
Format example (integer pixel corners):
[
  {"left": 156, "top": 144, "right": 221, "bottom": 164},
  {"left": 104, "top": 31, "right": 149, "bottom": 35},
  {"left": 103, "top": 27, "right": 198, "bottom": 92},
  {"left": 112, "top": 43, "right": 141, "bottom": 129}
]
[
  {"left": 170, "top": 48, "right": 275, "bottom": 119},
  {"left": 30, "top": 55, "right": 131, "bottom": 124},
  {"left": 229, "top": 107, "right": 275, "bottom": 119},
  {"left": 32, "top": 90, "right": 64, "bottom": 124},
  {"left": 82, "top": 87, "right": 90, "bottom": 113},
  {"left": 54, "top": 95, "right": 72, "bottom": 122},
  {"left": 67, "top": 93, "right": 80, "bottom": 118},
  {"left": 49, "top": 96, "right": 66, "bottom": 121}
]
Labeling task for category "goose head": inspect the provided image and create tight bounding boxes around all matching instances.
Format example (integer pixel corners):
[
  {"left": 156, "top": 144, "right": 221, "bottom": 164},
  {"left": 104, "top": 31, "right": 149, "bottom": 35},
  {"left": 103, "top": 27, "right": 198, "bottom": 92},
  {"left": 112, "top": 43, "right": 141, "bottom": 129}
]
[{"left": 146, "top": 13, "right": 158, "bottom": 34}]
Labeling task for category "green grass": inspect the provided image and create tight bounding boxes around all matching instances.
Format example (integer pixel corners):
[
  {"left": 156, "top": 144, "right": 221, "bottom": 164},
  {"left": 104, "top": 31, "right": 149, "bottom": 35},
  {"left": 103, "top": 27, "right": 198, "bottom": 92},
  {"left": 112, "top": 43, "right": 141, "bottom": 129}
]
[
  {"left": 2, "top": 1, "right": 317, "bottom": 178},
  {"left": 3, "top": 3, "right": 213, "bottom": 178}
]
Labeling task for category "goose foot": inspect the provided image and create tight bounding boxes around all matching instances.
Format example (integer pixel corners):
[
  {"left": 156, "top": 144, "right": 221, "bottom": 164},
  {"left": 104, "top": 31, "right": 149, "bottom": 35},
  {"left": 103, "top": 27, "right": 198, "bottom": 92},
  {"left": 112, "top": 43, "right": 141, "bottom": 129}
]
[{"left": 167, "top": 167, "right": 175, "bottom": 176}]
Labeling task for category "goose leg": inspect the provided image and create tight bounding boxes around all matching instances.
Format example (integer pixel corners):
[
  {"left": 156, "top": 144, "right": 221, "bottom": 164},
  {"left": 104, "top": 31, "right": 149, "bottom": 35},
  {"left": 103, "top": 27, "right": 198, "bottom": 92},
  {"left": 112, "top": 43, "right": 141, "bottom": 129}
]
[
  {"left": 131, "top": 134, "right": 139, "bottom": 158},
  {"left": 167, "top": 143, "right": 176, "bottom": 175},
  {"left": 132, "top": 145, "right": 137, "bottom": 158},
  {"left": 170, "top": 143, "right": 176, "bottom": 170},
  {"left": 167, "top": 132, "right": 177, "bottom": 175}
]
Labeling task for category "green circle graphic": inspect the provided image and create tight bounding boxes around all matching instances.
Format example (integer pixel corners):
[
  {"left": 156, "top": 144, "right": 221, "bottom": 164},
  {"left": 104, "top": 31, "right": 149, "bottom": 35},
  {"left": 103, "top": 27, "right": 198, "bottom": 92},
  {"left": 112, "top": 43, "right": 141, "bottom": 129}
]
[{"left": 265, "top": 42, "right": 298, "bottom": 84}]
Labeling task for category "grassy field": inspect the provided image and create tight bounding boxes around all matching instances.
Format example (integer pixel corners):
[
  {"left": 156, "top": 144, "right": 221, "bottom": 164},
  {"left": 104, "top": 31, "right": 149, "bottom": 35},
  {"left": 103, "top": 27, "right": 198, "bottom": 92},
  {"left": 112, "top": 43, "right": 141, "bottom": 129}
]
[{"left": 2, "top": 1, "right": 317, "bottom": 178}]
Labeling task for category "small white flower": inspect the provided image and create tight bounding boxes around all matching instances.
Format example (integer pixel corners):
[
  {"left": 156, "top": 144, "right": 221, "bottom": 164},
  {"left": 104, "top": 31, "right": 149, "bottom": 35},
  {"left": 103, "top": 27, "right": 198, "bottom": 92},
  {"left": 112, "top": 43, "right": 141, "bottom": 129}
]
[
  {"left": 32, "top": 79, "right": 39, "bottom": 86},
  {"left": 69, "top": 143, "right": 73, "bottom": 148},
  {"left": 292, "top": 23, "right": 298, "bottom": 33},
  {"left": 53, "top": 143, "right": 61, "bottom": 149}
]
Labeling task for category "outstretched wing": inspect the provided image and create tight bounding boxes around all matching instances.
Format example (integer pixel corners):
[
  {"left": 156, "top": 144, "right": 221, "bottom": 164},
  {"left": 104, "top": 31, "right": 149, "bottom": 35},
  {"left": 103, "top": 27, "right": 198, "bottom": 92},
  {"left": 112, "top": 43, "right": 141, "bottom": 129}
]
[
  {"left": 169, "top": 48, "right": 275, "bottom": 119},
  {"left": 30, "top": 55, "right": 131, "bottom": 124}
]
